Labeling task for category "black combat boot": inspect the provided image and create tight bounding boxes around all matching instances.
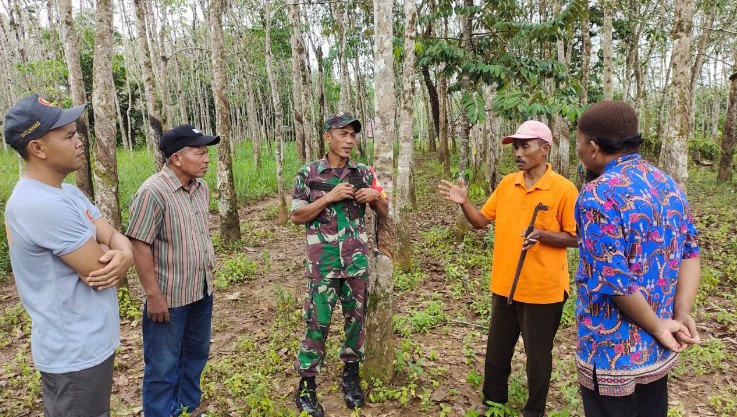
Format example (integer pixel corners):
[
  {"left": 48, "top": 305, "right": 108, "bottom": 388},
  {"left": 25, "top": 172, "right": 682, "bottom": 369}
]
[
  {"left": 342, "top": 362, "right": 365, "bottom": 409},
  {"left": 296, "top": 377, "right": 324, "bottom": 417}
]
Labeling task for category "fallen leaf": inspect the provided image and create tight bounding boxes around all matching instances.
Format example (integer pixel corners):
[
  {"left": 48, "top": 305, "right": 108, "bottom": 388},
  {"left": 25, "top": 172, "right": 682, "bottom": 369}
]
[
  {"left": 225, "top": 292, "right": 241, "bottom": 300},
  {"left": 432, "top": 386, "right": 448, "bottom": 402}
]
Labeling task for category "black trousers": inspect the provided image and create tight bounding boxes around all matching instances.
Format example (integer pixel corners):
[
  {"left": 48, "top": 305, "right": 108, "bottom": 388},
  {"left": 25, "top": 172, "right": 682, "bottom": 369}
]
[
  {"left": 481, "top": 293, "right": 566, "bottom": 416},
  {"left": 580, "top": 375, "right": 669, "bottom": 417}
]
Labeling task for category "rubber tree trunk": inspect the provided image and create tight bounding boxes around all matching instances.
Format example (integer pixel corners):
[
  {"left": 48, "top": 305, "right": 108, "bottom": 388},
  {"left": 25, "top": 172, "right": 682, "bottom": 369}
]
[
  {"left": 92, "top": 0, "right": 124, "bottom": 288},
  {"left": 288, "top": 2, "right": 306, "bottom": 162},
  {"left": 264, "top": 1, "right": 288, "bottom": 224},
  {"left": 364, "top": 0, "right": 396, "bottom": 384},
  {"left": 395, "top": 0, "right": 418, "bottom": 272},
  {"left": 134, "top": 0, "right": 164, "bottom": 169},
  {"left": 210, "top": 0, "right": 241, "bottom": 244},
  {"left": 602, "top": 0, "right": 614, "bottom": 100},
  {"left": 717, "top": 70, "right": 737, "bottom": 182},
  {"left": 58, "top": 0, "right": 94, "bottom": 198},
  {"left": 658, "top": 0, "right": 693, "bottom": 188}
]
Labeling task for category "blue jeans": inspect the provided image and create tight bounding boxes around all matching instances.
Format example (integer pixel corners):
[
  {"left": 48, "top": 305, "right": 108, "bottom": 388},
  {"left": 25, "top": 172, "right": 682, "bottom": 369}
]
[{"left": 142, "top": 295, "right": 213, "bottom": 417}]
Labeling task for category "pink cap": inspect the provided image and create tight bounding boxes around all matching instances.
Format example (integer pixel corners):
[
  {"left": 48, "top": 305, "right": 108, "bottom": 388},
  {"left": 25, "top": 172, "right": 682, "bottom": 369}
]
[{"left": 501, "top": 120, "right": 552, "bottom": 144}]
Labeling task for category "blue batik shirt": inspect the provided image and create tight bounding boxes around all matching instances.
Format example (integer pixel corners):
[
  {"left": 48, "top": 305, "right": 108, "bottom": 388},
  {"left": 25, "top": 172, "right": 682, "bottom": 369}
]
[{"left": 574, "top": 153, "right": 699, "bottom": 396}]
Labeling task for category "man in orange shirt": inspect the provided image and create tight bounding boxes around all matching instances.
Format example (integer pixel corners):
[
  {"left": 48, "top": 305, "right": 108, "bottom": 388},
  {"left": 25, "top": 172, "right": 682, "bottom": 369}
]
[{"left": 439, "top": 120, "right": 578, "bottom": 417}]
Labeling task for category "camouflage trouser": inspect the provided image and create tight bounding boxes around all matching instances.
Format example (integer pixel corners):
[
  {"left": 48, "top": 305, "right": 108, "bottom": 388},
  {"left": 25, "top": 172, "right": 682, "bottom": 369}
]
[{"left": 295, "top": 275, "right": 367, "bottom": 377}]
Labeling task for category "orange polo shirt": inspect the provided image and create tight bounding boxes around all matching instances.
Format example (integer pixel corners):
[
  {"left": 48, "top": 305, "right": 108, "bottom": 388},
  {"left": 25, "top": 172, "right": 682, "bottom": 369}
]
[{"left": 480, "top": 164, "right": 578, "bottom": 304}]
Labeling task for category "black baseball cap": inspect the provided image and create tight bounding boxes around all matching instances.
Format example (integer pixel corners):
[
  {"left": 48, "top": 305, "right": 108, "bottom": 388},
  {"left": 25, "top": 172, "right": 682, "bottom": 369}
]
[
  {"left": 3, "top": 94, "right": 87, "bottom": 151},
  {"left": 159, "top": 124, "right": 220, "bottom": 158},
  {"left": 323, "top": 112, "right": 361, "bottom": 133}
]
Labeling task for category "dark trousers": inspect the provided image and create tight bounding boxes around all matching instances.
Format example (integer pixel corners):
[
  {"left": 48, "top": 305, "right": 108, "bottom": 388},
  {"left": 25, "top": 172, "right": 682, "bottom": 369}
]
[
  {"left": 41, "top": 353, "right": 115, "bottom": 417},
  {"left": 482, "top": 293, "right": 566, "bottom": 416},
  {"left": 580, "top": 375, "right": 669, "bottom": 417}
]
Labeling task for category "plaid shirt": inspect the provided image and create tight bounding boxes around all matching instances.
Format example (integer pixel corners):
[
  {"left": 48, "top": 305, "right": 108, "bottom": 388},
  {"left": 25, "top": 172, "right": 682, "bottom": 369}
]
[{"left": 127, "top": 165, "right": 214, "bottom": 308}]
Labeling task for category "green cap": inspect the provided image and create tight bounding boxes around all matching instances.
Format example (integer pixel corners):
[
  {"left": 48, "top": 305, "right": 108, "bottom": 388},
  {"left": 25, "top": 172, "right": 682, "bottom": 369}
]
[{"left": 323, "top": 112, "right": 361, "bottom": 133}]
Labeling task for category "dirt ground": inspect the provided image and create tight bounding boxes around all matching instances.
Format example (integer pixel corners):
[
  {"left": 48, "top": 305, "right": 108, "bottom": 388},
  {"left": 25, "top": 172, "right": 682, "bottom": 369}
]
[{"left": 1, "top": 172, "right": 736, "bottom": 417}]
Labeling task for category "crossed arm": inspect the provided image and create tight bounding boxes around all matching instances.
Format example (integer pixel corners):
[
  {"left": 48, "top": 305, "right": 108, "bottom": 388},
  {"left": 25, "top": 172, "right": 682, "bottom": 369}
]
[{"left": 59, "top": 218, "right": 134, "bottom": 290}]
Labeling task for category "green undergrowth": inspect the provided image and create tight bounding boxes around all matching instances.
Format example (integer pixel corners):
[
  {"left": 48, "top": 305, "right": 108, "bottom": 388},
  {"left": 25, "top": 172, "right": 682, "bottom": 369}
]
[{"left": 200, "top": 286, "right": 302, "bottom": 416}]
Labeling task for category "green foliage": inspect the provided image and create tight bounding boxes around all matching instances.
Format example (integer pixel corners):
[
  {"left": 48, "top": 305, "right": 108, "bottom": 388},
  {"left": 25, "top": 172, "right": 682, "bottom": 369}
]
[
  {"left": 709, "top": 385, "right": 737, "bottom": 416},
  {"left": 394, "top": 299, "right": 448, "bottom": 336},
  {"left": 417, "top": 0, "right": 587, "bottom": 122},
  {"left": 240, "top": 222, "right": 277, "bottom": 248},
  {"left": 0, "top": 303, "right": 30, "bottom": 348},
  {"left": 672, "top": 338, "right": 733, "bottom": 377},
  {"left": 466, "top": 369, "right": 483, "bottom": 388},
  {"left": 0, "top": 352, "right": 42, "bottom": 415},
  {"left": 117, "top": 286, "right": 142, "bottom": 321},
  {"left": 368, "top": 377, "right": 418, "bottom": 406},
  {"left": 394, "top": 268, "right": 427, "bottom": 292},
  {"left": 215, "top": 254, "right": 259, "bottom": 289},
  {"left": 689, "top": 136, "right": 721, "bottom": 161}
]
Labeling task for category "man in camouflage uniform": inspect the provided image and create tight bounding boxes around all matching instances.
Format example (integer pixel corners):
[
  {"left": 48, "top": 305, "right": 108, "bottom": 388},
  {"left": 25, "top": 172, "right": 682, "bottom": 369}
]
[{"left": 291, "top": 112, "right": 389, "bottom": 417}]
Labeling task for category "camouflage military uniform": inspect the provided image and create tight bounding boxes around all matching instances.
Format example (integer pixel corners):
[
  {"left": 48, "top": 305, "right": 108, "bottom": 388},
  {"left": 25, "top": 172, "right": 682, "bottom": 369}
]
[{"left": 292, "top": 157, "right": 374, "bottom": 377}]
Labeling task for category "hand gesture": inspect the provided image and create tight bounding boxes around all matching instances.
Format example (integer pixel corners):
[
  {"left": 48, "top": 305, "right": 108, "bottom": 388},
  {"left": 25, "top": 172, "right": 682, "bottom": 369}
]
[
  {"left": 521, "top": 229, "right": 542, "bottom": 250},
  {"left": 673, "top": 311, "right": 701, "bottom": 347},
  {"left": 87, "top": 249, "right": 134, "bottom": 290},
  {"left": 325, "top": 182, "right": 355, "bottom": 203},
  {"left": 653, "top": 318, "right": 691, "bottom": 353},
  {"left": 439, "top": 179, "right": 468, "bottom": 205},
  {"left": 355, "top": 187, "right": 381, "bottom": 204}
]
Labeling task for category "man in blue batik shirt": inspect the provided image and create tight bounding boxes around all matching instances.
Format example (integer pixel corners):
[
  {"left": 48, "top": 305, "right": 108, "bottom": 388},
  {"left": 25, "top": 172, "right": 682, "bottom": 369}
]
[{"left": 574, "top": 100, "right": 701, "bottom": 417}]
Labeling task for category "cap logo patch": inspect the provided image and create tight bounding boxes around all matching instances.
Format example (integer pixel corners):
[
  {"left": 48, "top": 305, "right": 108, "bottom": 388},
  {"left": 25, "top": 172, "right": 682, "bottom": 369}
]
[
  {"left": 20, "top": 121, "right": 40, "bottom": 138},
  {"left": 192, "top": 128, "right": 201, "bottom": 134},
  {"left": 37, "top": 97, "right": 53, "bottom": 106}
]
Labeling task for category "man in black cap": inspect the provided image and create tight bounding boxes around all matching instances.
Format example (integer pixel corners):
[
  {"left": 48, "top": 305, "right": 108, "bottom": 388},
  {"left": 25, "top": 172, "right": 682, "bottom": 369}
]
[
  {"left": 126, "top": 124, "right": 220, "bottom": 417},
  {"left": 291, "top": 112, "right": 388, "bottom": 416},
  {"left": 3, "top": 93, "right": 134, "bottom": 417}
]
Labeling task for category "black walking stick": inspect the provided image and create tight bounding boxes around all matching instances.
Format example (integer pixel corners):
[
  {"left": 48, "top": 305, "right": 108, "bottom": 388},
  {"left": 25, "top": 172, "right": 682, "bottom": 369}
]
[{"left": 507, "top": 203, "right": 549, "bottom": 307}]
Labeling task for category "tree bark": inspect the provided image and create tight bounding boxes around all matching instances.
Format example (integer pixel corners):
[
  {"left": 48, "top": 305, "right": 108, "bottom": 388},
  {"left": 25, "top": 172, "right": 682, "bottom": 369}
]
[
  {"left": 458, "top": 0, "right": 473, "bottom": 178},
  {"left": 337, "top": 1, "right": 353, "bottom": 112},
  {"left": 580, "top": 6, "right": 591, "bottom": 105},
  {"left": 364, "top": 0, "right": 396, "bottom": 384},
  {"left": 553, "top": 0, "right": 570, "bottom": 177},
  {"left": 395, "top": 0, "right": 417, "bottom": 272},
  {"left": 353, "top": 53, "right": 369, "bottom": 158},
  {"left": 485, "top": 85, "right": 502, "bottom": 189},
  {"left": 688, "top": 3, "right": 715, "bottom": 135},
  {"left": 288, "top": 2, "right": 306, "bottom": 162},
  {"left": 312, "top": 38, "right": 327, "bottom": 156},
  {"left": 210, "top": 0, "right": 241, "bottom": 244},
  {"left": 91, "top": 0, "right": 124, "bottom": 290},
  {"left": 58, "top": 0, "right": 94, "bottom": 198},
  {"left": 264, "top": 2, "right": 288, "bottom": 224},
  {"left": 151, "top": 0, "right": 172, "bottom": 131},
  {"left": 245, "top": 72, "right": 262, "bottom": 167},
  {"left": 438, "top": 74, "right": 450, "bottom": 177},
  {"left": 711, "top": 58, "right": 721, "bottom": 142},
  {"left": 421, "top": 67, "right": 439, "bottom": 153},
  {"left": 717, "top": 70, "right": 737, "bottom": 182},
  {"left": 602, "top": 0, "right": 614, "bottom": 100},
  {"left": 133, "top": 0, "right": 164, "bottom": 169},
  {"left": 658, "top": 0, "right": 693, "bottom": 188},
  {"left": 288, "top": 2, "right": 318, "bottom": 162}
]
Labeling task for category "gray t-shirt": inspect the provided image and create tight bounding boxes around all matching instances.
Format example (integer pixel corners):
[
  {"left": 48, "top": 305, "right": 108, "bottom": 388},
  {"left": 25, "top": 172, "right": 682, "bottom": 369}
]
[{"left": 5, "top": 179, "right": 119, "bottom": 373}]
